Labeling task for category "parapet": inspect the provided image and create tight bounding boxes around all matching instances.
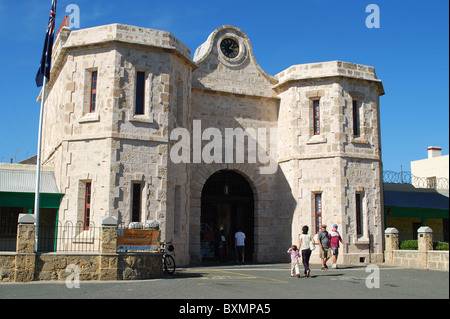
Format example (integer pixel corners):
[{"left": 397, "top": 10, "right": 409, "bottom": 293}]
[
  {"left": 54, "top": 23, "right": 192, "bottom": 63},
  {"left": 274, "top": 61, "right": 384, "bottom": 95}
]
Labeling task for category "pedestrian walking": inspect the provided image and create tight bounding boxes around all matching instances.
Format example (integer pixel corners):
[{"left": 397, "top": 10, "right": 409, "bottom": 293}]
[
  {"left": 287, "top": 245, "right": 301, "bottom": 278},
  {"left": 329, "top": 224, "right": 344, "bottom": 269},
  {"left": 234, "top": 228, "right": 246, "bottom": 264},
  {"left": 219, "top": 225, "right": 226, "bottom": 262},
  {"left": 298, "top": 225, "right": 315, "bottom": 277},
  {"left": 318, "top": 224, "right": 332, "bottom": 270}
]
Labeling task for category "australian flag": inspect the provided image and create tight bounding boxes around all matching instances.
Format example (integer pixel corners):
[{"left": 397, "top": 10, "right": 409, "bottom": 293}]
[{"left": 36, "top": 0, "right": 57, "bottom": 87}]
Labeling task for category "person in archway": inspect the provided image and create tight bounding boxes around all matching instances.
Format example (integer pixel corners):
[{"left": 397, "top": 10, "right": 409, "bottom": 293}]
[
  {"left": 219, "top": 225, "right": 227, "bottom": 262},
  {"left": 234, "top": 228, "right": 246, "bottom": 264}
]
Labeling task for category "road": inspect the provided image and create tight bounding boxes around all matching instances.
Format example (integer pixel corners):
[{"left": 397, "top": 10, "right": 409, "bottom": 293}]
[{"left": 1, "top": 263, "right": 448, "bottom": 301}]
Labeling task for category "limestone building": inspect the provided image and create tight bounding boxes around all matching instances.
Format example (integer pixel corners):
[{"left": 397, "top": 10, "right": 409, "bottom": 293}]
[
  {"left": 39, "top": 23, "right": 385, "bottom": 265},
  {"left": 411, "top": 146, "right": 449, "bottom": 190}
]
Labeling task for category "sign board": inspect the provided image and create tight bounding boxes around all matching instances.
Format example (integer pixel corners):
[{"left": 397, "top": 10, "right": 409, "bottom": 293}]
[{"left": 117, "top": 229, "right": 160, "bottom": 251}]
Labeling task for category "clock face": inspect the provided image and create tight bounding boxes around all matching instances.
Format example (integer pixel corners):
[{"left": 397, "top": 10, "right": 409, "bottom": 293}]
[{"left": 220, "top": 38, "right": 239, "bottom": 59}]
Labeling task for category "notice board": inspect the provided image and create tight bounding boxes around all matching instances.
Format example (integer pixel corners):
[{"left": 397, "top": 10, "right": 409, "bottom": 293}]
[{"left": 117, "top": 229, "right": 160, "bottom": 251}]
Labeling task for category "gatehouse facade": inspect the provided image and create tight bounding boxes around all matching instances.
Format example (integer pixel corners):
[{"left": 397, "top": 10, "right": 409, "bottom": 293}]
[{"left": 39, "top": 23, "right": 385, "bottom": 265}]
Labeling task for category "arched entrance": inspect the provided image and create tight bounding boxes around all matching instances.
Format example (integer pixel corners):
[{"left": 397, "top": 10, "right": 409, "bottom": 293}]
[{"left": 200, "top": 170, "right": 254, "bottom": 262}]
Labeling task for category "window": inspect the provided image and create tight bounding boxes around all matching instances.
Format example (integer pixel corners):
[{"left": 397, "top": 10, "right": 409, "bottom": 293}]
[
  {"left": 352, "top": 100, "right": 360, "bottom": 137},
  {"left": 427, "top": 177, "right": 437, "bottom": 189},
  {"left": 90, "top": 71, "right": 98, "bottom": 113},
  {"left": 315, "top": 193, "right": 322, "bottom": 233},
  {"left": 313, "top": 100, "right": 320, "bottom": 135},
  {"left": 356, "top": 193, "right": 362, "bottom": 235},
  {"left": 84, "top": 182, "right": 92, "bottom": 230},
  {"left": 135, "top": 72, "right": 145, "bottom": 115},
  {"left": 132, "top": 183, "right": 142, "bottom": 222},
  {"left": 176, "top": 81, "right": 184, "bottom": 126},
  {"left": 174, "top": 185, "right": 181, "bottom": 237}
]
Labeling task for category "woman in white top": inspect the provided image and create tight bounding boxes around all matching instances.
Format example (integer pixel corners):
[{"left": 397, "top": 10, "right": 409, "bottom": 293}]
[{"left": 298, "top": 225, "right": 315, "bottom": 277}]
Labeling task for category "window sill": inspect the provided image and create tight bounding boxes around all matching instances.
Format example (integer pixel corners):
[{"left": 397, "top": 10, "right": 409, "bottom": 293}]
[
  {"left": 354, "top": 236, "right": 370, "bottom": 245},
  {"left": 129, "top": 114, "right": 154, "bottom": 124},
  {"left": 306, "top": 135, "right": 327, "bottom": 145},
  {"left": 79, "top": 112, "right": 100, "bottom": 123},
  {"left": 351, "top": 136, "right": 369, "bottom": 145}
]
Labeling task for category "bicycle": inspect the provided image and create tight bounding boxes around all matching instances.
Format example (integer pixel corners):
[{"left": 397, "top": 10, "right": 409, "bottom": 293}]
[{"left": 160, "top": 241, "right": 176, "bottom": 274}]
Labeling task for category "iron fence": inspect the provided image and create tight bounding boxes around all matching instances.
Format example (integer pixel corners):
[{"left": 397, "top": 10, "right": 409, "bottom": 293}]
[
  {"left": 0, "top": 216, "right": 17, "bottom": 252},
  {"left": 37, "top": 221, "right": 100, "bottom": 253}
]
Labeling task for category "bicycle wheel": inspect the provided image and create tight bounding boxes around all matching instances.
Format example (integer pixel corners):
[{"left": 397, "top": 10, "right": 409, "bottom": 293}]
[{"left": 164, "top": 255, "right": 176, "bottom": 274}]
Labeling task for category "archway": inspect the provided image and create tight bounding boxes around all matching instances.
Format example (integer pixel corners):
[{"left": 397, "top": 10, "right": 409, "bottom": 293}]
[{"left": 200, "top": 170, "right": 254, "bottom": 262}]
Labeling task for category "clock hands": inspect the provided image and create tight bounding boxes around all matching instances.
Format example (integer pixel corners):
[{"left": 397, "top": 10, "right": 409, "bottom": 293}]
[{"left": 220, "top": 39, "right": 239, "bottom": 58}]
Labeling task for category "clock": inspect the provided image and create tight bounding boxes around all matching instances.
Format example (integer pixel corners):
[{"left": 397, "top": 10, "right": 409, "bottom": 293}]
[{"left": 220, "top": 38, "right": 239, "bottom": 59}]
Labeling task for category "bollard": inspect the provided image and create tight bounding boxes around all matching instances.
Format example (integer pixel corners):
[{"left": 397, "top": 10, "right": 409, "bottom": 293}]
[
  {"left": 16, "top": 214, "right": 36, "bottom": 254},
  {"left": 384, "top": 227, "right": 399, "bottom": 264},
  {"left": 99, "top": 216, "right": 119, "bottom": 281},
  {"left": 385, "top": 228, "right": 399, "bottom": 250},
  {"left": 417, "top": 226, "right": 433, "bottom": 251},
  {"left": 15, "top": 214, "right": 37, "bottom": 282}
]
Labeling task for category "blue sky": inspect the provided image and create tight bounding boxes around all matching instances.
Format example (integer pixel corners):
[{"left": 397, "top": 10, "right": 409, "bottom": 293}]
[{"left": 0, "top": 0, "right": 448, "bottom": 172}]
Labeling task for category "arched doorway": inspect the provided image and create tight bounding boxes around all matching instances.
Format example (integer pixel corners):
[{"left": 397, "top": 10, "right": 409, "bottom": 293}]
[{"left": 200, "top": 170, "right": 254, "bottom": 262}]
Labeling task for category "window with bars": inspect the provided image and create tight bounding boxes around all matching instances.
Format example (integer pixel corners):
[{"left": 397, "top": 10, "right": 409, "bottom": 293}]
[
  {"left": 352, "top": 100, "right": 361, "bottom": 137},
  {"left": 176, "top": 80, "right": 184, "bottom": 126},
  {"left": 132, "top": 183, "right": 142, "bottom": 223},
  {"left": 356, "top": 193, "right": 362, "bottom": 235},
  {"left": 84, "top": 182, "right": 92, "bottom": 230},
  {"left": 315, "top": 193, "right": 322, "bottom": 233},
  {"left": 427, "top": 177, "right": 437, "bottom": 189},
  {"left": 135, "top": 72, "right": 145, "bottom": 115},
  {"left": 90, "top": 71, "right": 98, "bottom": 113},
  {"left": 174, "top": 185, "right": 181, "bottom": 237},
  {"left": 313, "top": 99, "right": 320, "bottom": 135}
]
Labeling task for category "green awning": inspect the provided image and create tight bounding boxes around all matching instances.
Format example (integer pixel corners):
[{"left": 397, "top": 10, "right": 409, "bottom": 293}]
[
  {"left": 0, "top": 192, "right": 63, "bottom": 209},
  {"left": 0, "top": 168, "right": 63, "bottom": 210},
  {"left": 385, "top": 206, "right": 448, "bottom": 220}
]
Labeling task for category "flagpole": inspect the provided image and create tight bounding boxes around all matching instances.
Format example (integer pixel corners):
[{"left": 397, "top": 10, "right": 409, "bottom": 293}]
[
  {"left": 34, "top": 76, "right": 47, "bottom": 252},
  {"left": 34, "top": 0, "right": 57, "bottom": 253}
]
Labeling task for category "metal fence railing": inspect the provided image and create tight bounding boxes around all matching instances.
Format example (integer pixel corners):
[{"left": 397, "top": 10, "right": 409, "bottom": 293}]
[
  {"left": 37, "top": 221, "right": 100, "bottom": 253},
  {"left": 0, "top": 218, "right": 17, "bottom": 252}
]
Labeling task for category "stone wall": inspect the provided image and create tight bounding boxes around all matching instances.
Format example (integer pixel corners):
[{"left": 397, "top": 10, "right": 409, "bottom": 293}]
[
  {"left": 0, "top": 215, "right": 163, "bottom": 283},
  {"left": 384, "top": 227, "right": 449, "bottom": 271},
  {"left": 0, "top": 254, "right": 15, "bottom": 282}
]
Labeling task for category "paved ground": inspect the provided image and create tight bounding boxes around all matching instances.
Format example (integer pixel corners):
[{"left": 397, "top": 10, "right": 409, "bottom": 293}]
[{"left": 0, "top": 263, "right": 448, "bottom": 301}]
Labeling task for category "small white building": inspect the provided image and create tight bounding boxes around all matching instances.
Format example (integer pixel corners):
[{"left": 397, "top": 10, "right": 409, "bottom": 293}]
[{"left": 411, "top": 146, "right": 449, "bottom": 190}]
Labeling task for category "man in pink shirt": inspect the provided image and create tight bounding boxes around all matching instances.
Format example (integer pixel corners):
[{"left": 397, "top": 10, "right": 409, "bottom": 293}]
[{"left": 329, "top": 224, "right": 345, "bottom": 269}]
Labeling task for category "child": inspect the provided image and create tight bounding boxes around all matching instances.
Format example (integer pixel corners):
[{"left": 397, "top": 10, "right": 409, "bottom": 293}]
[{"left": 287, "top": 245, "right": 301, "bottom": 278}]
